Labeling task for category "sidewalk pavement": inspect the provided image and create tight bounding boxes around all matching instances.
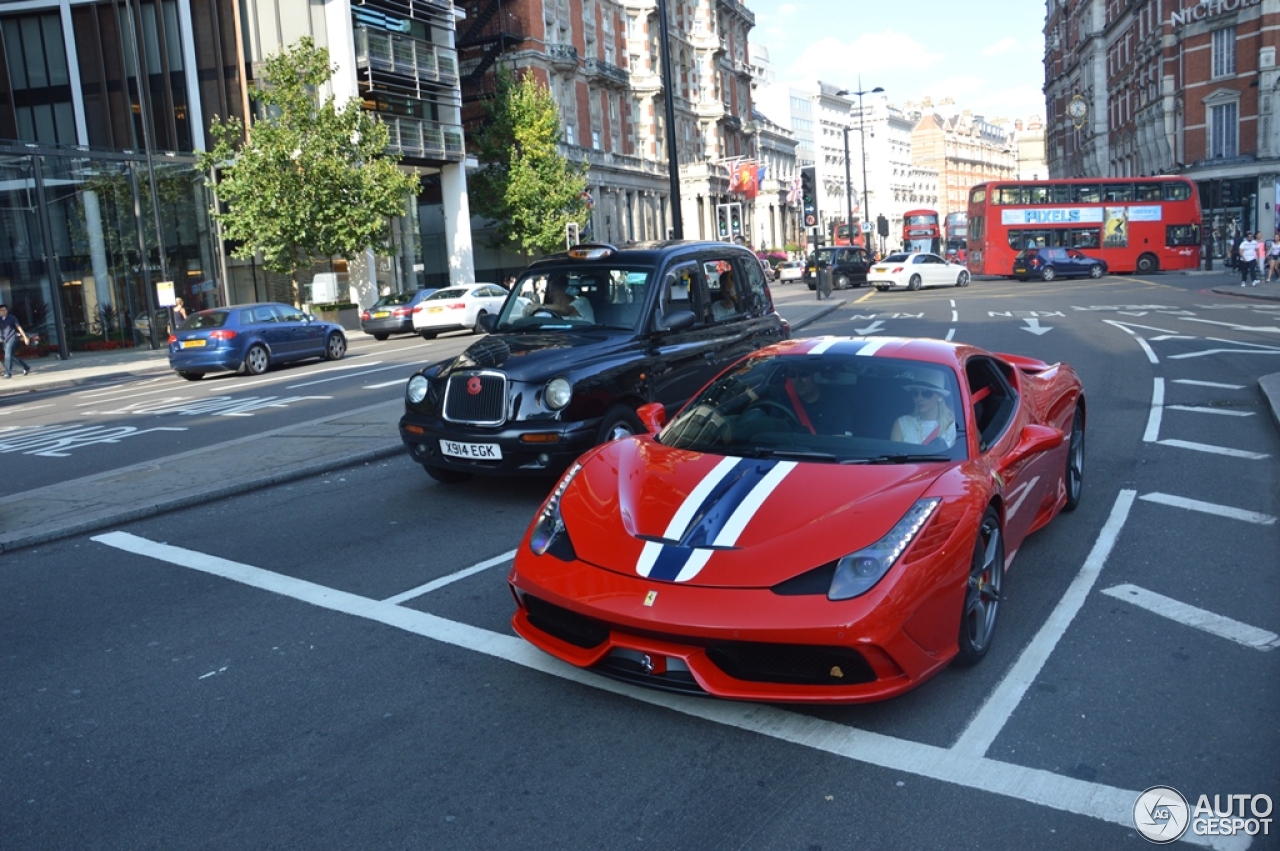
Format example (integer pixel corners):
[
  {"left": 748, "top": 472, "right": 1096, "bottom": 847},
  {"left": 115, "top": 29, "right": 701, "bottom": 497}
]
[{"left": 0, "top": 297, "right": 846, "bottom": 553}]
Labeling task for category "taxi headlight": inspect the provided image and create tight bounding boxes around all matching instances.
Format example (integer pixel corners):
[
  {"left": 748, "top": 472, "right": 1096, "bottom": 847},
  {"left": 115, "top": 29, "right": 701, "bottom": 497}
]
[
  {"left": 407, "top": 375, "right": 428, "bottom": 404},
  {"left": 828, "top": 498, "right": 940, "bottom": 600},
  {"left": 545, "top": 377, "right": 573, "bottom": 410}
]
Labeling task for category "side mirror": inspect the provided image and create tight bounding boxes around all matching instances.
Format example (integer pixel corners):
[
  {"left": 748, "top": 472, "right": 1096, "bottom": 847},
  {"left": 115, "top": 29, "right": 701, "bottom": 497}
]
[
  {"left": 478, "top": 313, "right": 497, "bottom": 333},
  {"left": 636, "top": 402, "right": 666, "bottom": 434},
  {"left": 658, "top": 309, "right": 697, "bottom": 333},
  {"left": 998, "top": 423, "right": 1064, "bottom": 472}
]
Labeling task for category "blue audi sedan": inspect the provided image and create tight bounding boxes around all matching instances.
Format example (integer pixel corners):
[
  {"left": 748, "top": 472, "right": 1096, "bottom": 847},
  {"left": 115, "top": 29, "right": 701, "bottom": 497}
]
[{"left": 168, "top": 302, "right": 347, "bottom": 380}]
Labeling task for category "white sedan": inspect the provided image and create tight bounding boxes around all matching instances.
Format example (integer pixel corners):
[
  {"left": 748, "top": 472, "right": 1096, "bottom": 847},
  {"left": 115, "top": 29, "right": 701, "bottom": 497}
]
[
  {"left": 412, "top": 284, "right": 509, "bottom": 338},
  {"left": 867, "top": 252, "right": 971, "bottom": 292},
  {"left": 777, "top": 260, "right": 805, "bottom": 283}
]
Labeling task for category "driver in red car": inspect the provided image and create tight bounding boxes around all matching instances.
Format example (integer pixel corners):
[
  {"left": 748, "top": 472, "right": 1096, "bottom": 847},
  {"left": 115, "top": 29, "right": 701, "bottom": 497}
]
[{"left": 891, "top": 369, "right": 957, "bottom": 447}]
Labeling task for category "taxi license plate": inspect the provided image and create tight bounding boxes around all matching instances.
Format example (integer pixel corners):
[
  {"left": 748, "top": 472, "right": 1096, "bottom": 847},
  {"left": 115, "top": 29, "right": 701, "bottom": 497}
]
[
  {"left": 180, "top": 339, "right": 206, "bottom": 348},
  {"left": 373, "top": 311, "right": 390, "bottom": 318},
  {"left": 439, "top": 439, "right": 502, "bottom": 460}
]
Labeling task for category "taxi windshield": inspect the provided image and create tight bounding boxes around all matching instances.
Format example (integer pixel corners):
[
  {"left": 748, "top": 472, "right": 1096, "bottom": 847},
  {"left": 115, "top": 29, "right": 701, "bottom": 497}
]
[{"left": 495, "top": 267, "right": 652, "bottom": 331}]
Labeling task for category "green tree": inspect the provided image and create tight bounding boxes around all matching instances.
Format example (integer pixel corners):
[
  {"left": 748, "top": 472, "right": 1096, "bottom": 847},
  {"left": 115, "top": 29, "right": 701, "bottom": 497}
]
[
  {"left": 469, "top": 68, "right": 588, "bottom": 255},
  {"left": 199, "top": 37, "right": 420, "bottom": 304}
]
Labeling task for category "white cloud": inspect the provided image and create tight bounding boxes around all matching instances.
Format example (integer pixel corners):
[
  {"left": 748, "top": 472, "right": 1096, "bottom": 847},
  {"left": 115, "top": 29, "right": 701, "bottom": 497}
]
[{"left": 981, "top": 37, "right": 1022, "bottom": 58}]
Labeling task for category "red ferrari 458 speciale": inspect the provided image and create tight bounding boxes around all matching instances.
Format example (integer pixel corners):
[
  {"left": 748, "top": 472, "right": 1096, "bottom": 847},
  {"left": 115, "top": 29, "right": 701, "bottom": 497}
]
[{"left": 508, "top": 336, "right": 1085, "bottom": 703}]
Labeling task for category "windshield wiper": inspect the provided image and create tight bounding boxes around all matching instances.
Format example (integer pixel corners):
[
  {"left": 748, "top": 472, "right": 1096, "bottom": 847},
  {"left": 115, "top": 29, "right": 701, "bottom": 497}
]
[
  {"left": 850, "top": 454, "right": 951, "bottom": 465},
  {"left": 732, "top": 447, "right": 839, "bottom": 463}
]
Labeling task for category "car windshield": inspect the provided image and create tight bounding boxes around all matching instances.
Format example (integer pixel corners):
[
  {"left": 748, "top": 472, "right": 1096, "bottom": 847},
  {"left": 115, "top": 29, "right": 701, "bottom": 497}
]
[
  {"left": 657, "top": 353, "right": 968, "bottom": 464},
  {"left": 426, "top": 288, "right": 469, "bottom": 301},
  {"left": 811, "top": 248, "right": 837, "bottom": 266},
  {"left": 494, "top": 266, "right": 652, "bottom": 331},
  {"left": 371, "top": 292, "right": 417, "bottom": 307},
  {"left": 881, "top": 253, "right": 912, "bottom": 263},
  {"left": 181, "top": 311, "right": 229, "bottom": 330}
]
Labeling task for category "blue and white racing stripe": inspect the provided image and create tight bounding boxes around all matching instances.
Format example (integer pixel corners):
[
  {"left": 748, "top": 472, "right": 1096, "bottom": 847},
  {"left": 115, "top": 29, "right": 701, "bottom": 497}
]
[{"left": 636, "top": 457, "right": 797, "bottom": 583}]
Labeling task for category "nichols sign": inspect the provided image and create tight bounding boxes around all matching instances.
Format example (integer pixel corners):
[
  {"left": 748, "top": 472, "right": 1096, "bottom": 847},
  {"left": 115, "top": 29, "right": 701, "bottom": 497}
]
[{"left": 1170, "top": 0, "right": 1262, "bottom": 28}]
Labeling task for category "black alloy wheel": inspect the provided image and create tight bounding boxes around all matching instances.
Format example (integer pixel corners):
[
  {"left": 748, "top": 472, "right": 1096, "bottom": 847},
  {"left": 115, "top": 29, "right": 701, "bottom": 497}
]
[
  {"left": 1063, "top": 406, "right": 1085, "bottom": 512},
  {"left": 955, "top": 508, "right": 1004, "bottom": 666}
]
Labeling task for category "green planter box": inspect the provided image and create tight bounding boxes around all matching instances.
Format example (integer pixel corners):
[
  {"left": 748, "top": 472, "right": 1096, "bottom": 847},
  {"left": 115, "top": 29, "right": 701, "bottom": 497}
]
[{"left": 313, "top": 304, "right": 361, "bottom": 331}]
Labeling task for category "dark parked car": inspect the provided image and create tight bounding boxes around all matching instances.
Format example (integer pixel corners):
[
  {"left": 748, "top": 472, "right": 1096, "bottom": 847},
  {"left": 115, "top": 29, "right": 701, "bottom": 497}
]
[
  {"left": 1013, "top": 247, "right": 1108, "bottom": 281},
  {"left": 360, "top": 288, "right": 438, "bottom": 340},
  {"left": 399, "top": 240, "right": 790, "bottom": 482},
  {"left": 804, "top": 246, "right": 873, "bottom": 290},
  {"left": 168, "top": 302, "right": 347, "bottom": 380}
]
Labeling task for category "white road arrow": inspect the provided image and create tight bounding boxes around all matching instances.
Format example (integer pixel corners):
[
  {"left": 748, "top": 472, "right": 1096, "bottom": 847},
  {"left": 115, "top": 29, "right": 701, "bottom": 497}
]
[
  {"left": 1021, "top": 317, "right": 1053, "bottom": 335},
  {"left": 855, "top": 320, "right": 886, "bottom": 335}
]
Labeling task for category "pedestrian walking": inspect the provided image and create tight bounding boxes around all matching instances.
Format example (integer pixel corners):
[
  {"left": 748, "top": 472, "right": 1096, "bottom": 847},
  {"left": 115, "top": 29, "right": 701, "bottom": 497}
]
[
  {"left": 1267, "top": 234, "right": 1280, "bottom": 282},
  {"left": 1238, "top": 231, "right": 1262, "bottom": 286},
  {"left": 0, "top": 303, "right": 32, "bottom": 378},
  {"left": 172, "top": 297, "right": 188, "bottom": 323}
]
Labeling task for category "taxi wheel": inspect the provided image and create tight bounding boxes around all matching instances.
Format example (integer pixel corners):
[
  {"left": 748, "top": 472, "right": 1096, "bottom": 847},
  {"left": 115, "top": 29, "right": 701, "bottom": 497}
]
[
  {"left": 835, "top": 274, "right": 850, "bottom": 290},
  {"left": 243, "top": 344, "right": 270, "bottom": 376},
  {"left": 424, "top": 465, "right": 472, "bottom": 484},
  {"left": 955, "top": 508, "right": 1003, "bottom": 667},
  {"left": 597, "top": 405, "right": 645, "bottom": 444}
]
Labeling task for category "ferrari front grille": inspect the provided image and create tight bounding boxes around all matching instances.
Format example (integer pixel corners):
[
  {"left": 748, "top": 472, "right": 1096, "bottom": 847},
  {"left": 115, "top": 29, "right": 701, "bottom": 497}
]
[
  {"left": 523, "top": 594, "right": 609, "bottom": 649},
  {"left": 442, "top": 371, "right": 507, "bottom": 426},
  {"left": 705, "top": 641, "right": 876, "bottom": 685}
]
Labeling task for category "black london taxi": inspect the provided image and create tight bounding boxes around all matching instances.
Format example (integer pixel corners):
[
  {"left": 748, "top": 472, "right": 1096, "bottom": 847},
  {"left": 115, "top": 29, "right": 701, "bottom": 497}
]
[
  {"left": 804, "top": 245, "right": 873, "bottom": 290},
  {"left": 399, "top": 241, "right": 790, "bottom": 482}
]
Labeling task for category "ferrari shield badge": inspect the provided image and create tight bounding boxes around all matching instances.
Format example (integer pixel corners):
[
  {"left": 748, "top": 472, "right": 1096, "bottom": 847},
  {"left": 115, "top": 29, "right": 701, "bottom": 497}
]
[{"left": 643, "top": 590, "right": 658, "bottom": 607}]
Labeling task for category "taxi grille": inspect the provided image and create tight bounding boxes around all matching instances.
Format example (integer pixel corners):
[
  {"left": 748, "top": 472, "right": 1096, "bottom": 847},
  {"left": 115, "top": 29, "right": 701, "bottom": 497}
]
[{"left": 442, "top": 371, "right": 507, "bottom": 426}]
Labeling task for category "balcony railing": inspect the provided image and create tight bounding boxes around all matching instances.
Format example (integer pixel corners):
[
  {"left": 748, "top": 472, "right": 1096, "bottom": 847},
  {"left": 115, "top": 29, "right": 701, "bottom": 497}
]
[
  {"left": 583, "top": 57, "right": 629, "bottom": 87},
  {"left": 379, "top": 114, "right": 466, "bottom": 162},
  {"left": 355, "top": 26, "right": 459, "bottom": 88},
  {"left": 547, "top": 42, "right": 580, "bottom": 71},
  {"left": 557, "top": 142, "right": 667, "bottom": 176}
]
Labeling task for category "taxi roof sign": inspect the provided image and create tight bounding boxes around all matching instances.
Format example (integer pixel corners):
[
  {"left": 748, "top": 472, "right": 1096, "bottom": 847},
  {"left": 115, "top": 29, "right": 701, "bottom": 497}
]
[{"left": 567, "top": 244, "right": 617, "bottom": 261}]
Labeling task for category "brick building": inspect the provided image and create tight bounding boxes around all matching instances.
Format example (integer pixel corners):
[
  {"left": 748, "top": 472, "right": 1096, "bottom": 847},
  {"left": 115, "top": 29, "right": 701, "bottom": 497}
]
[
  {"left": 1044, "top": 0, "right": 1279, "bottom": 261},
  {"left": 909, "top": 104, "right": 1018, "bottom": 224}
]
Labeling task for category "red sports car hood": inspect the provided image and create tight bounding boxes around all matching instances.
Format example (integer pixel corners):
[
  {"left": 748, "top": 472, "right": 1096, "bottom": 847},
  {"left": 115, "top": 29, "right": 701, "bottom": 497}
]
[{"left": 561, "top": 438, "right": 949, "bottom": 589}]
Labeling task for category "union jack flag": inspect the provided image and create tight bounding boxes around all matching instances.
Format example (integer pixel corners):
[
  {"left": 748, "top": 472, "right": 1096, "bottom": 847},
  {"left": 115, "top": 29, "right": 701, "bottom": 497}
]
[{"left": 786, "top": 175, "right": 801, "bottom": 205}]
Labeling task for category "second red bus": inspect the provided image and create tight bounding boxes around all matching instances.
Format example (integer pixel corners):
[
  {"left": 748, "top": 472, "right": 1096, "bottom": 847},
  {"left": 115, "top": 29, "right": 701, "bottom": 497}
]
[
  {"left": 944, "top": 211, "right": 968, "bottom": 264},
  {"left": 902, "top": 209, "right": 941, "bottom": 254},
  {"left": 965, "top": 177, "right": 1202, "bottom": 276}
]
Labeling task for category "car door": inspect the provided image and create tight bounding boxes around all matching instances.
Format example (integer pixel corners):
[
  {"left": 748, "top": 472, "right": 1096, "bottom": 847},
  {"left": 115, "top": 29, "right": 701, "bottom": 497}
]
[
  {"left": 279, "top": 304, "right": 325, "bottom": 359},
  {"left": 644, "top": 260, "right": 725, "bottom": 407},
  {"left": 1064, "top": 249, "right": 1090, "bottom": 276},
  {"left": 925, "top": 254, "right": 951, "bottom": 287},
  {"left": 247, "top": 305, "right": 293, "bottom": 356}
]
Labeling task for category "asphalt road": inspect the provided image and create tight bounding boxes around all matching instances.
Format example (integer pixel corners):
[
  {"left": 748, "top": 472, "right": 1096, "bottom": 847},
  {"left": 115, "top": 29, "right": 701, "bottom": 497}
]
[{"left": 2, "top": 273, "right": 1277, "bottom": 850}]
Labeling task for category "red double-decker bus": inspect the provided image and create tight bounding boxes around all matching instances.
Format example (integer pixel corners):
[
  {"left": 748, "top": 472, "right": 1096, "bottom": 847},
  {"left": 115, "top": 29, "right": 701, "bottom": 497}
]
[
  {"left": 965, "top": 177, "right": 1202, "bottom": 276},
  {"left": 831, "top": 221, "right": 865, "bottom": 248},
  {"left": 902, "top": 209, "right": 941, "bottom": 254},
  {"left": 944, "top": 211, "right": 968, "bottom": 263}
]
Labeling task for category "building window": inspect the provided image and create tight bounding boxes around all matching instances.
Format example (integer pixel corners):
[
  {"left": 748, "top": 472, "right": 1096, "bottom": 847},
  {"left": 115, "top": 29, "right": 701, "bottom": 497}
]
[
  {"left": 1209, "top": 102, "right": 1238, "bottom": 158},
  {"left": 1211, "top": 27, "right": 1235, "bottom": 79}
]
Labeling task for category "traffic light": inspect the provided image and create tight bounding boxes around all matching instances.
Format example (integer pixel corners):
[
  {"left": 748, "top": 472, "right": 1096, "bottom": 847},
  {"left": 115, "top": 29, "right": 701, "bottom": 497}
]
[
  {"left": 800, "top": 167, "right": 818, "bottom": 228},
  {"left": 716, "top": 204, "right": 730, "bottom": 239},
  {"left": 731, "top": 206, "right": 741, "bottom": 236},
  {"left": 877, "top": 214, "right": 889, "bottom": 238}
]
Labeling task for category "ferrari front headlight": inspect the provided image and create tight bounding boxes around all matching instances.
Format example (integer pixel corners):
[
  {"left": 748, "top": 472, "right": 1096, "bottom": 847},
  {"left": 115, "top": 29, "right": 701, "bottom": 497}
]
[
  {"left": 529, "top": 462, "right": 583, "bottom": 555},
  {"left": 828, "top": 498, "right": 940, "bottom": 601},
  {"left": 407, "top": 375, "right": 428, "bottom": 404}
]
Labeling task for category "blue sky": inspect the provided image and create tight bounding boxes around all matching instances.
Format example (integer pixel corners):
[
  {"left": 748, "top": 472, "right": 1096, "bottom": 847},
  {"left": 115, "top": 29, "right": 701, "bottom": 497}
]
[{"left": 747, "top": 0, "right": 1049, "bottom": 122}]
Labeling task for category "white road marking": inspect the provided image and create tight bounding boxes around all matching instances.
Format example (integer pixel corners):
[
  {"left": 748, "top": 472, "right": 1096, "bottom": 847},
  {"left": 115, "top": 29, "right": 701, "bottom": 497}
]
[
  {"left": 854, "top": 320, "right": 885, "bottom": 335},
  {"left": 1103, "top": 320, "right": 1159, "bottom": 364},
  {"left": 1172, "top": 379, "right": 1244, "bottom": 389},
  {"left": 365, "top": 379, "right": 408, "bottom": 389},
  {"left": 1165, "top": 404, "right": 1254, "bottom": 417},
  {"left": 1148, "top": 335, "right": 1197, "bottom": 341},
  {"left": 382, "top": 549, "right": 517, "bottom": 604},
  {"left": 1138, "top": 492, "right": 1276, "bottom": 525},
  {"left": 206, "top": 360, "right": 380, "bottom": 392},
  {"left": 1168, "top": 338, "right": 1280, "bottom": 360},
  {"left": 945, "top": 328, "right": 956, "bottom": 341},
  {"left": 0, "top": 403, "right": 55, "bottom": 415},
  {"left": 1099, "top": 318, "right": 1179, "bottom": 335},
  {"left": 286, "top": 363, "right": 409, "bottom": 388},
  {"left": 90, "top": 526, "right": 1247, "bottom": 850},
  {"left": 951, "top": 490, "right": 1137, "bottom": 759},
  {"left": 1154, "top": 439, "right": 1270, "bottom": 459},
  {"left": 1021, "top": 318, "right": 1052, "bottom": 335},
  {"left": 950, "top": 310, "right": 958, "bottom": 323},
  {"left": 1179, "top": 317, "right": 1280, "bottom": 333},
  {"left": 1143, "top": 378, "right": 1164, "bottom": 442},
  {"left": 1101, "top": 584, "right": 1280, "bottom": 650}
]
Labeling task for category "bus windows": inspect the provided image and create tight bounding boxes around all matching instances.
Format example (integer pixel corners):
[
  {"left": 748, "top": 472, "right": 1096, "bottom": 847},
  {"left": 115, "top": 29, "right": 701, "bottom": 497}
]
[
  {"left": 1163, "top": 181, "right": 1193, "bottom": 201},
  {"left": 1103, "top": 183, "right": 1134, "bottom": 202},
  {"left": 1167, "top": 224, "right": 1200, "bottom": 246},
  {"left": 970, "top": 187, "right": 986, "bottom": 205},
  {"left": 1074, "top": 184, "right": 1101, "bottom": 203},
  {"left": 1137, "top": 183, "right": 1163, "bottom": 201},
  {"left": 1051, "top": 185, "right": 1073, "bottom": 204},
  {"left": 994, "top": 186, "right": 1020, "bottom": 205}
]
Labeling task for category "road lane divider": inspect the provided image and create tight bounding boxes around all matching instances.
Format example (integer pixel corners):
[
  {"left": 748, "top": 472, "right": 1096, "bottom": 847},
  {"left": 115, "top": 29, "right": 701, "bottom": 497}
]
[{"left": 1101, "top": 584, "right": 1279, "bottom": 651}]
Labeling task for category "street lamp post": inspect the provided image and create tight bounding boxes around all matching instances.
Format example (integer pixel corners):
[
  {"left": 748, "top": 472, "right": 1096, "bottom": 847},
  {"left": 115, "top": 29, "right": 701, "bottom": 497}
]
[{"left": 838, "top": 80, "right": 884, "bottom": 254}]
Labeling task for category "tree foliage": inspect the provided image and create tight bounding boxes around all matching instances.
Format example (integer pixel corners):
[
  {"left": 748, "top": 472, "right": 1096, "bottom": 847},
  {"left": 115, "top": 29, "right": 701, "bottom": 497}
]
[
  {"left": 199, "top": 38, "right": 420, "bottom": 301},
  {"left": 469, "top": 68, "right": 588, "bottom": 255}
]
